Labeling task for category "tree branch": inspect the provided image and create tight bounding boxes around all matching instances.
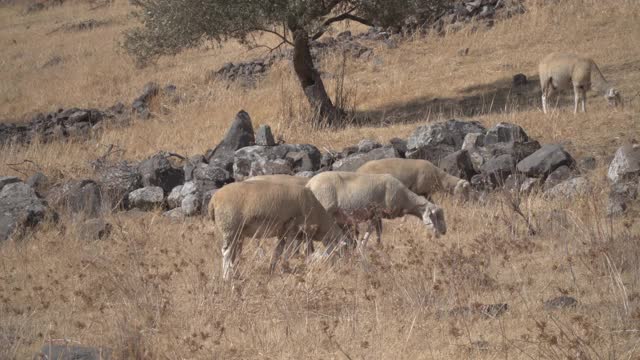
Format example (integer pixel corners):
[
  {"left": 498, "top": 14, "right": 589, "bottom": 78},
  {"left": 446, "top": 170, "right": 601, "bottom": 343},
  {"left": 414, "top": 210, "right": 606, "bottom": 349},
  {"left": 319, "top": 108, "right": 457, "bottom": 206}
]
[
  {"left": 311, "top": 11, "right": 374, "bottom": 41},
  {"left": 255, "top": 27, "right": 293, "bottom": 46}
]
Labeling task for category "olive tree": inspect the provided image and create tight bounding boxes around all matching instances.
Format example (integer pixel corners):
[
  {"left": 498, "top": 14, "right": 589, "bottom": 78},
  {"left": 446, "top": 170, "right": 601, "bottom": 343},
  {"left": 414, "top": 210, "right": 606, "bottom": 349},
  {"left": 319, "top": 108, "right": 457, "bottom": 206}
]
[{"left": 124, "top": 0, "right": 449, "bottom": 127}]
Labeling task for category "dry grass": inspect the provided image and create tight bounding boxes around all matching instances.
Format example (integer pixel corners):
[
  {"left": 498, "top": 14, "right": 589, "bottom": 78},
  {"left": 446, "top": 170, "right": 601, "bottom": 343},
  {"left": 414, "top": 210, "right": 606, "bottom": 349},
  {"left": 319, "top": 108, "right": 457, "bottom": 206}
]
[{"left": 1, "top": 0, "right": 640, "bottom": 358}]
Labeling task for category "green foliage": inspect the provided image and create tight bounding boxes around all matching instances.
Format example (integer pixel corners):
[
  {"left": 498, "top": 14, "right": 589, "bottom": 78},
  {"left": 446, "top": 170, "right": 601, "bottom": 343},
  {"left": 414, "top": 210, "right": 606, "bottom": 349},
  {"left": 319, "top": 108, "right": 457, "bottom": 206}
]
[{"left": 124, "top": 0, "right": 451, "bottom": 66}]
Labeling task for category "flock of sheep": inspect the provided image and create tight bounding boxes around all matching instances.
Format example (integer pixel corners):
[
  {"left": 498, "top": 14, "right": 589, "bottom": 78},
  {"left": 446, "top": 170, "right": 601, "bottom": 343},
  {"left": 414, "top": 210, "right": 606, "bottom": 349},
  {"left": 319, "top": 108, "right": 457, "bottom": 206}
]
[
  {"left": 208, "top": 158, "right": 468, "bottom": 281},
  {"left": 208, "top": 51, "right": 624, "bottom": 281}
]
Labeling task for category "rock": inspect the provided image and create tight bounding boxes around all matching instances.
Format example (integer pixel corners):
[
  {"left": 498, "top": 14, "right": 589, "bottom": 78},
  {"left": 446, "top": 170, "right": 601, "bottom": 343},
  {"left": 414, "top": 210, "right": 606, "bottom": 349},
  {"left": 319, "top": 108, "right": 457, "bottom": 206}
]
[
  {"left": 607, "top": 181, "right": 638, "bottom": 216},
  {"left": 167, "top": 181, "right": 198, "bottom": 209},
  {"left": 0, "top": 176, "right": 21, "bottom": 191},
  {"left": 295, "top": 171, "right": 315, "bottom": 178},
  {"left": 512, "top": 73, "right": 527, "bottom": 86},
  {"left": 516, "top": 144, "right": 575, "bottom": 178},
  {"left": 357, "top": 139, "right": 382, "bottom": 153},
  {"left": 483, "top": 140, "right": 541, "bottom": 163},
  {"left": 163, "top": 207, "right": 186, "bottom": 219},
  {"left": 255, "top": 124, "right": 276, "bottom": 146},
  {"left": 193, "top": 163, "right": 232, "bottom": 192},
  {"left": 97, "top": 161, "right": 142, "bottom": 209},
  {"left": 137, "top": 152, "right": 184, "bottom": 194},
  {"left": 205, "top": 110, "right": 256, "bottom": 170},
  {"left": 607, "top": 144, "right": 640, "bottom": 184},
  {"left": 26, "top": 172, "right": 49, "bottom": 195},
  {"left": 336, "top": 30, "right": 352, "bottom": 41},
  {"left": 389, "top": 138, "right": 407, "bottom": 157},
  {"left": 200, "top": 189, "right": 218, "bottom": 214},
  {"left": 520, "top": 177, "right": 542, "bottom": 194},
  {"left": 439, "top": 150, "right": 477, "bottom": 180},
  {"left": 183, "top": 155, "right": 205, "bottom": 181},
  {"left": 127, "top": 186, "right": 164, "bottom": 210},
  {"left": 578, "top": 156, "right": 597, "bottom": 171},
  {"left": 48, "top": 180, "right": 102, "bottom": 219},
  {"left": 320, "top": 152, "right": 336, "bottom": 168},
  {"left": 233, "top": 144, "right": 321, "bottom": 180},
  {"left": 0, "top": 182, "right": 50, "bottom": 241},
  {"left": 462, "top": 132, "right": 485, "bottom": 150},
  {"left": 181, "top": 194, "right": 200, "bottom": 216},
  {"left": 332, "top": 146, "right": 399, "bottom": 172},
  {"left": 545, "top": 177, "right": 590, "bottom": 199},
  {"left": 408, "top": 119, "right": 487, "bottom": 151},
  {"left": 480, "top": 154, "right": 515, "bottom": 186},
  {"left": 543, "top": 165, "right": 573, "bottom": 191},
  {"left": 132, "top": 81, "right": 159, "bottom": 117},
  {"left": 340, "top": 146, "right": 359, "bottom": 159},
  {"left": 483, "top": 122, "right": 529, "bottom": 145},
  {"left": 544, "top": 296, "right": 577, "bottom": 310},
  {"left": 78, "top": 218, "right": 112, "bottom": 240}
]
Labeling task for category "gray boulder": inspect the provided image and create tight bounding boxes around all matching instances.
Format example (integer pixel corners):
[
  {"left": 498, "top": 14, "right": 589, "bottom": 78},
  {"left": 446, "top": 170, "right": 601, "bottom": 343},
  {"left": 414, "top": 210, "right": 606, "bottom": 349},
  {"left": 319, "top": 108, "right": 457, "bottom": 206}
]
[
  {"left": 544, "top": 296, "right": 577, "bottom": 310},
  {"left": 480, "top": 154, "right": 515, "bottom": 186},
  {"left": 0, "top": 176, "right": 21, "bottom": 191},
  {"left": 183, "top": 155, "right": 206, "bottom": 182},
  {"left": 608, "top": 144, "right": 640, "bottom": 184},
  {"left": 200, "top": 189, "right": 218, "bottom": 215},
  {"left": 462, "top": 132, "right": 485, "bottom": 150},
  {"left": 438, "top": 149, "right": 477, "bottom": 180},
  {"left": 255, "top": 124, "right": 276, "bottom": 146},
  {"left": 406, "top": 119, "right": 486, "bottom": 161},
  {"left": 97, "top": 161, "right": 142, "bottom": 209},
  {"left": 516, "top": 144, "right": 575, "bottom": 178},
  {"left": 295, "top": 171, "right": 315, "bottom": 178},
  {"left": 127, "top": 186, "right": 164, "bottom": 210},
  {"left": 193, "top": 163, "right": 233, "bottom": 191},
  {"left": 543, "top": 165, "right": 573, "bottom": 191},
  {"left": 332, "top": 146, "right": 399, "bottom": 172},
  {"left": 483, "top": 122, "right": 529, "bottom": 145},
  {"left": 205, "top": 110, "right": 256, "bottom": 170},
  {"left": 389, "top": 137, "right": 407, "bottom": 157},
  {"left": 607, "top": 181, "right": 638, "bottom": 216},
  {"left": 48, "top": 179, "right": 102, "bottom": 219},
  {"left": 482, "top": 140, "right": 541, "bottom": 163},
  {"left": 167, "top": 181, "right": 198, "bottom": 209},
  {"left": 26, "top": 172, "right": 49, "bottom": 195},
  {"left": 545, "top": 177, "right": 590, "bottom": 199},
  {"left": 163, "top": 207, "right": 186, "bottom": 219},
  {"left": 0, "top": 182, "right": 50, "bottom": 241},
  {"left": 137, "top": 152, "right": 184, "bottom": 194},
  {"left": 233, "top": 144, "right": 321, "bottom": 180},
  {"left": 181, "top": 194, "right": 200, "bottom": 216},
  {"left": 357, "top": 139, "right": 382, "bottom": 153}
]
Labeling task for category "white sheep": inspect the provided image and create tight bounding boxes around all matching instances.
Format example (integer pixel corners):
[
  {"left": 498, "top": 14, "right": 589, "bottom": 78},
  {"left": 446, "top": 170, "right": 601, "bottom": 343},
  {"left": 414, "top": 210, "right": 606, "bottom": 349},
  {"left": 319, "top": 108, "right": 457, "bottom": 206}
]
[
  {"left": 305, "top": 171, "right": 447, "bottom": 248},
  {"left": 538, "top": 52, "right": 622, "bottom": 114},
  {"left": 208, "top": 181, "right": 347, "bottom": 280},
  {"left": 356, "top": 158, "right": 467, "bottom": 243}
]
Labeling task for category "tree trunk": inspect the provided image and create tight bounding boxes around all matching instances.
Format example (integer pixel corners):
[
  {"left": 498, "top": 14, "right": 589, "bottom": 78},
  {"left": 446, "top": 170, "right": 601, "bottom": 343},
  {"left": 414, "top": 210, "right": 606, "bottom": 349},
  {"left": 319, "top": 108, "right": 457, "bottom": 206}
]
[{"left": 292, "top": 29, "right": 344, "bottom": 128}]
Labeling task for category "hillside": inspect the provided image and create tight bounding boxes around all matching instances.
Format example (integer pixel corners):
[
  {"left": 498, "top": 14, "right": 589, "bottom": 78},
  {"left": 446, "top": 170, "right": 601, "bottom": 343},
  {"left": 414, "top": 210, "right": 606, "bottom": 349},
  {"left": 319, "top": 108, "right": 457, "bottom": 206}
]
[{"left": 1, "top": 0, "right": 640, "bottom": 359}]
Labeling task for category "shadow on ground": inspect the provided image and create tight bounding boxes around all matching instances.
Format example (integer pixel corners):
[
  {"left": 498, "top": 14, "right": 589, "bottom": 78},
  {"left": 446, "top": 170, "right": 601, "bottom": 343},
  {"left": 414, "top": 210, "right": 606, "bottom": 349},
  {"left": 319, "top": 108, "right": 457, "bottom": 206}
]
[{"left": 348, "top": 74, "right": 550, "bottom": 126}]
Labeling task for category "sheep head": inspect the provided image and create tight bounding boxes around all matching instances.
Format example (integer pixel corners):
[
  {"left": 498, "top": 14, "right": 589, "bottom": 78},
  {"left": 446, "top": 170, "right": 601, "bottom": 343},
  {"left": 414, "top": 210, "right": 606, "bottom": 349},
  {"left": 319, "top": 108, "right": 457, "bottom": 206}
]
[{"left": 422, "top": 204, "right": 447, "bottom": 237}]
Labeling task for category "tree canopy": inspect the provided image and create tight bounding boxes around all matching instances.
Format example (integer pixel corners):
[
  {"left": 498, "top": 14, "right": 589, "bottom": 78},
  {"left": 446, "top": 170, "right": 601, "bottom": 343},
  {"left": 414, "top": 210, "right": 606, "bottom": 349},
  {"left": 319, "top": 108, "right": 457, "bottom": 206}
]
[{"left": 125, "top": 0, "right": 450, "bottom": 126}]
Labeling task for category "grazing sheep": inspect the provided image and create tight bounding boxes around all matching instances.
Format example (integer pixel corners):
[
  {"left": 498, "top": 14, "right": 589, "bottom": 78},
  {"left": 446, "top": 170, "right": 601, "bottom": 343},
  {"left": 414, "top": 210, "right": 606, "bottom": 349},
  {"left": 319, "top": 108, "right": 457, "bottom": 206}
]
[
  {"left": 356, "top": 158, "right": 465, "bottom": 243},
  {"left": 209, "top": 181, "right": 347, "bottom": 280},
  {"left": 305, "top": 171, "right": 447, "bottom": 247},
  {"left": 538, "top": 52, "right": 622, "bottom": 114},
  {"left": 244, "top": 174, "right": 310, "bottom": 187}
]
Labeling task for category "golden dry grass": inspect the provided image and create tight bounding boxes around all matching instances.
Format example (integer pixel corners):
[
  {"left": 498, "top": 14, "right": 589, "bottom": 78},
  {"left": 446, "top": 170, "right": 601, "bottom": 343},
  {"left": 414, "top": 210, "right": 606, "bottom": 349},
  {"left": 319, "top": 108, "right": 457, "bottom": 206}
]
[{"left": 1, "top": 0, "right": 640, "bottom": 358}]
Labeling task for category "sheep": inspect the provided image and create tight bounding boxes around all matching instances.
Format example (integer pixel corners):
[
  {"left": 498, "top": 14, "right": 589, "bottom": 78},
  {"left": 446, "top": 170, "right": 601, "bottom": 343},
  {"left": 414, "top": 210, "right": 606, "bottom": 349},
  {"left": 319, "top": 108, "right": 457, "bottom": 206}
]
[
  {"left": 355, "top": 158, "right": 467, "bottom": 244},
  {"left": 305, "top": 171, "right": 447, "bottom": 248},
  {"left": 208, "top": 181, "right": 348, "bottom": 280},
  {"left": 244, "top": 174, "right": 310, "bottom": 187},
  {"left": 538, "top": 52, "right": 622, "bottom": 114}
]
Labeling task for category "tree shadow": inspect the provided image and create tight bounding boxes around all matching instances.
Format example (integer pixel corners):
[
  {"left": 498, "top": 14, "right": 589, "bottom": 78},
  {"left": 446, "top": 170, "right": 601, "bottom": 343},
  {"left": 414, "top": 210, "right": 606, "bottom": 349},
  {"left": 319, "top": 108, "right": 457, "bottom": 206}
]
[{"left": 348, "top": 75, "right": 545, "bottom": 126}]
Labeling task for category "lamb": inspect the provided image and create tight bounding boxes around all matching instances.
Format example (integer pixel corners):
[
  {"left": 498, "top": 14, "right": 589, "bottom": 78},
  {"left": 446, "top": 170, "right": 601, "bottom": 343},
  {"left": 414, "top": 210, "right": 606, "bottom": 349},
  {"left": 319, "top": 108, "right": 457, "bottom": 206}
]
[
  {"left": 538, "top": 52, "right": 622, "bottom": 114},
  {"left": 355, "top": 158, "right": 467, "bottom": 244},
  {"left": 305, "top": 171, "right": 447, "bottom": 248},
  {"left": 208, "top": 181, "right": 348, "bottom": 280}
]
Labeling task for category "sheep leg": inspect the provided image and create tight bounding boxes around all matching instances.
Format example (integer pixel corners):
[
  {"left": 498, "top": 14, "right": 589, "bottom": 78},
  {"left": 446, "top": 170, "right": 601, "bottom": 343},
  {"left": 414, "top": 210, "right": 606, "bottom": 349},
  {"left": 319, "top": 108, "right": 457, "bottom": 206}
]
[
  {"left": 222, "top": 234, "right": 242, "bottom": 281},
  {"left": 541, "top": 77, "right": 553, "bottom": 114},
  {"left": 374, "top": 217, "right": 383, "bottom": 245},
  {"left": 573, "top": 86, "right": 579, "bottom": 114},
  {"left": 270, "top": 236, "right": 287, "bottom": 274},
  {"left": 580, "top": 88, "right": 587, "bottom": 112}
]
